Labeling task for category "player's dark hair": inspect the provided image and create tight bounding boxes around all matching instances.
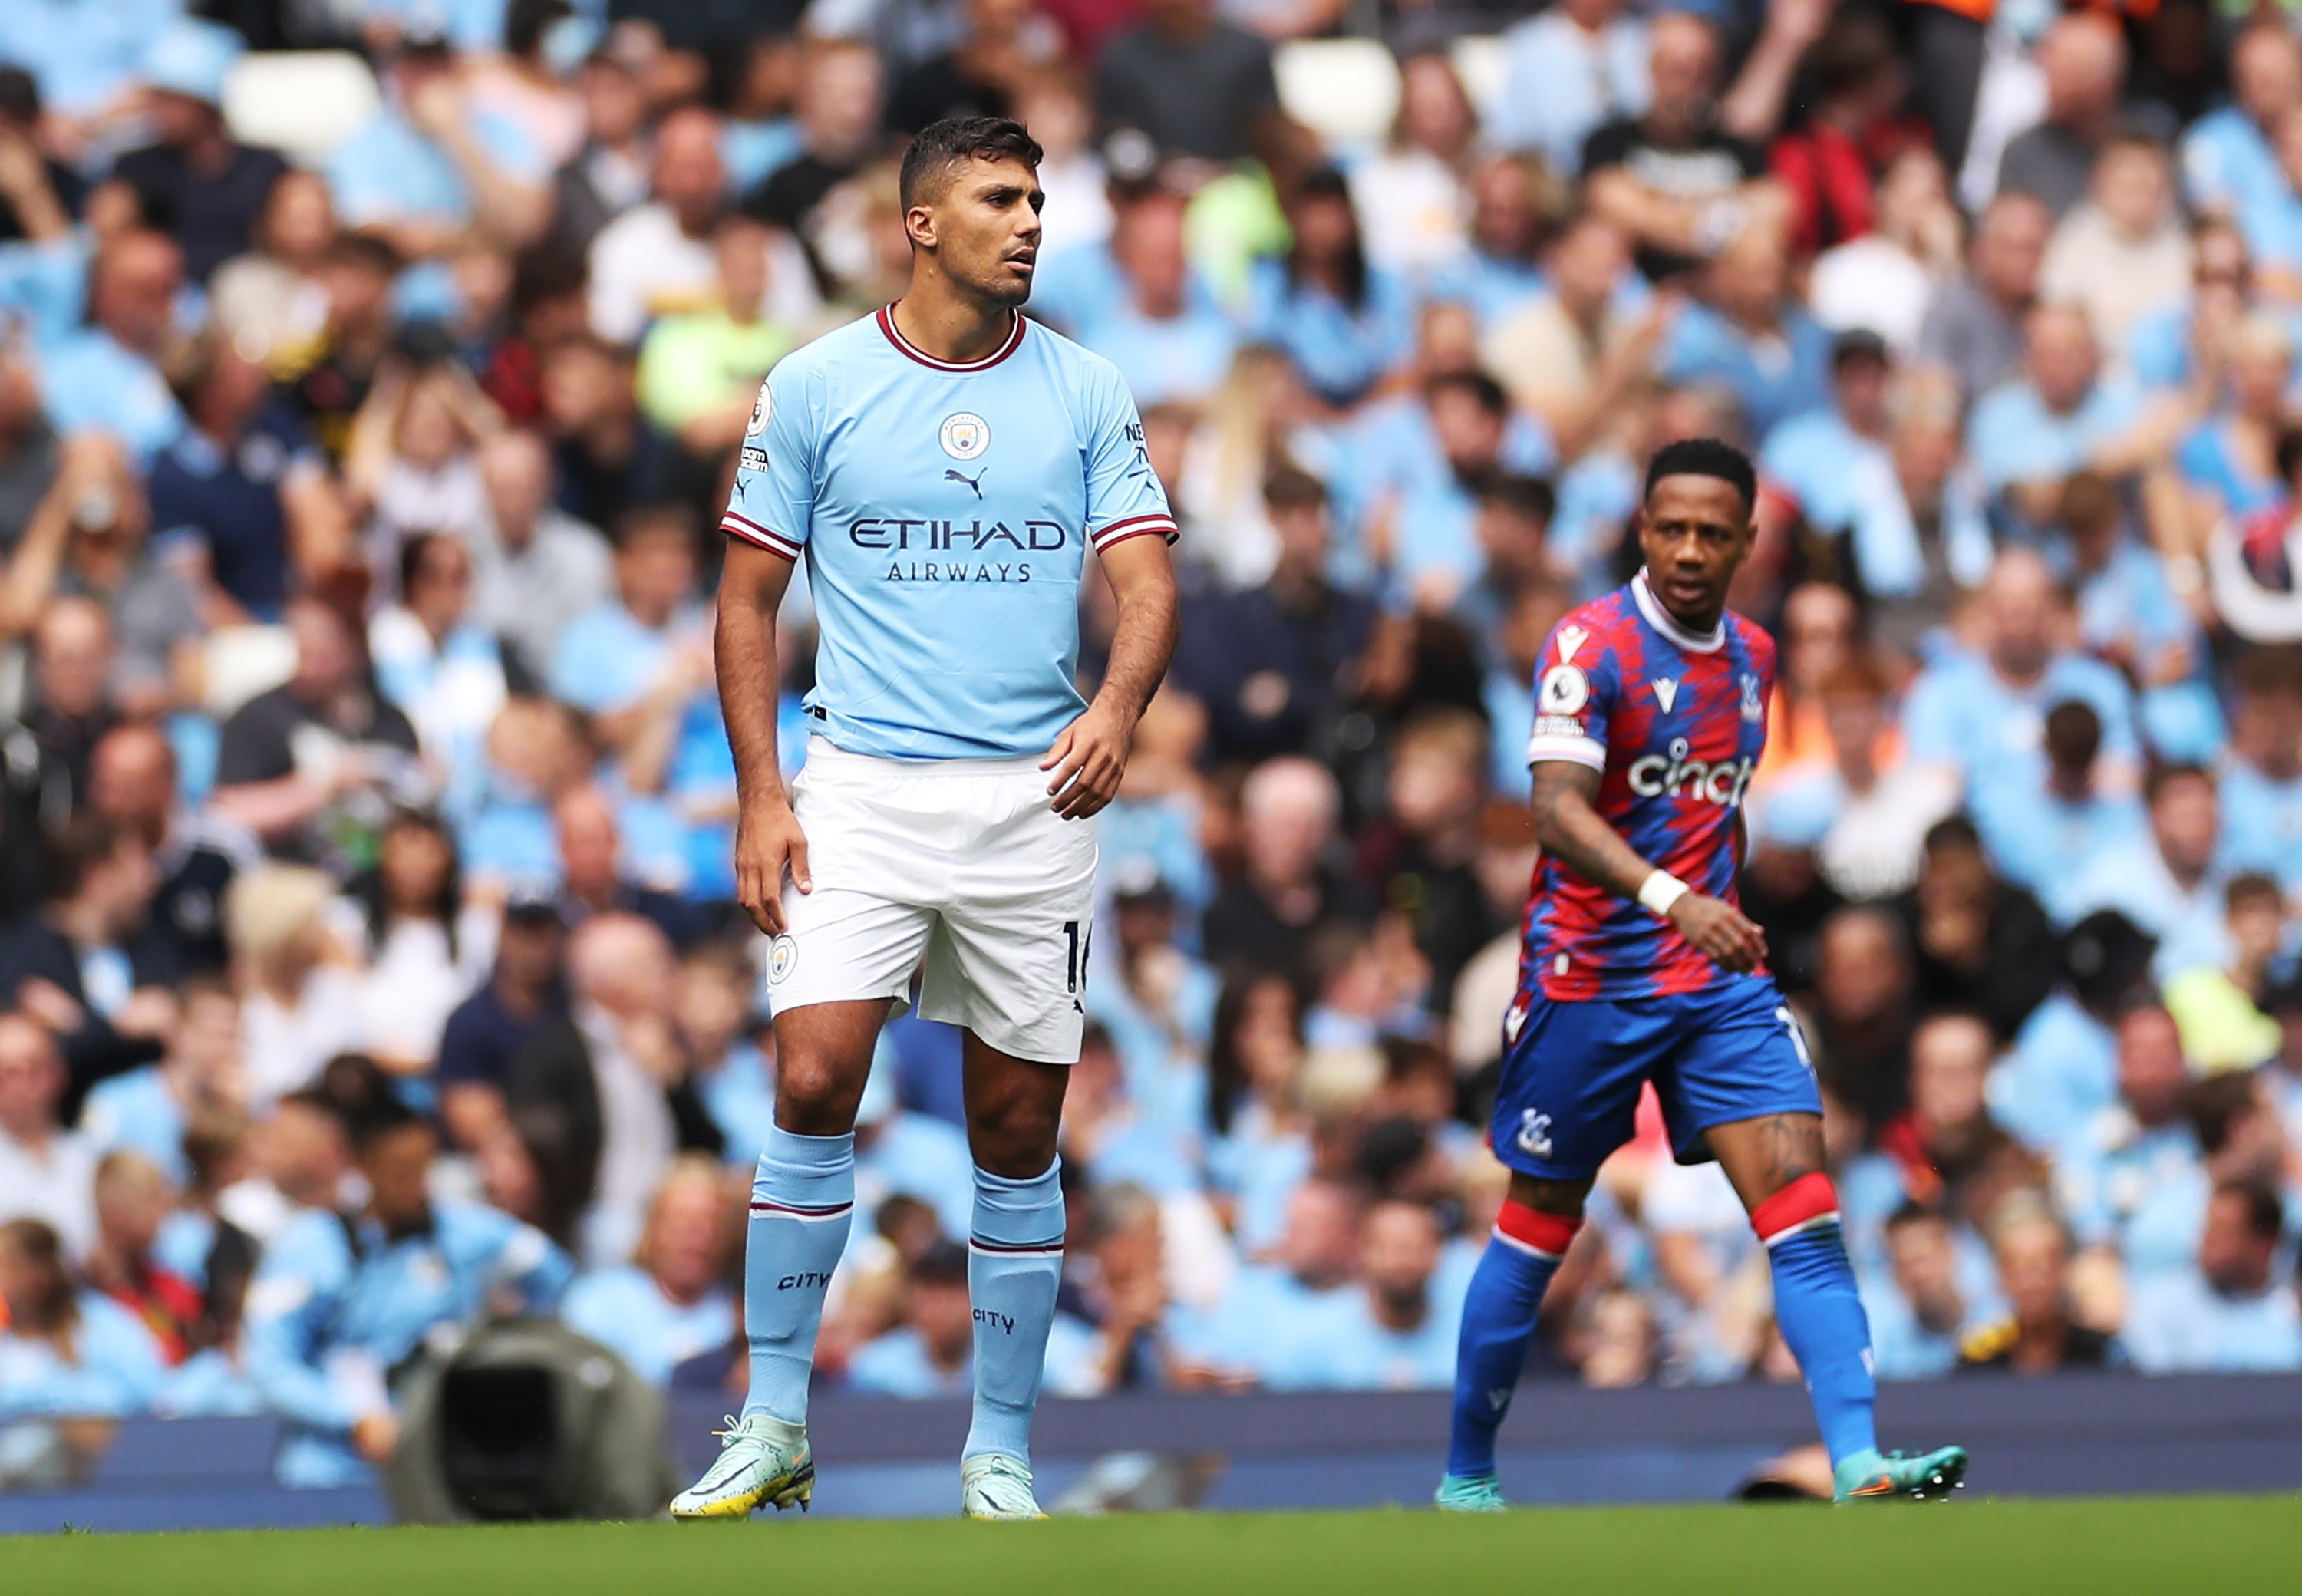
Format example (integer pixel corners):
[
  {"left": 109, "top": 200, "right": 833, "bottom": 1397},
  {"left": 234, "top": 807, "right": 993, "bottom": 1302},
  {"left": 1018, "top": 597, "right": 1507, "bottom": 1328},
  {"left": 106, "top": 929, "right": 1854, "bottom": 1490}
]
[
  {"left": 1644, "top": 437, "right": 1756, "bottom": 514},
  {"left": 899, "top": 116, "right": 1044, "bottom": 211}
]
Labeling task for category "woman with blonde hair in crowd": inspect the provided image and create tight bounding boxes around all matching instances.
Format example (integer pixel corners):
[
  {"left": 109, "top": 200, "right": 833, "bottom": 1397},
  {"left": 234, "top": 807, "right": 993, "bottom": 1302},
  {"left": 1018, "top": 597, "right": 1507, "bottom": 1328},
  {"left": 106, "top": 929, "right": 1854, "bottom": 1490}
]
[
  {"left": 1179, "top": 344, "right": 1334, "bottom": 590},
  {"left": 226, "top": 866, "right": 364, "bottom": 1108}
]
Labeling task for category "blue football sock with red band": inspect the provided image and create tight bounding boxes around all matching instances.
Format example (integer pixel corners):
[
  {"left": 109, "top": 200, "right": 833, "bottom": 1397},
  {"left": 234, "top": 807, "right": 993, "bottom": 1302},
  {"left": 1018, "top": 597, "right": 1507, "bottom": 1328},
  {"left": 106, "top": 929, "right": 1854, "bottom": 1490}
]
[
  {"left": 741, "top": 1126, "right": 856, "bottom": 1424},
  {"left": 1446, "top": 1201, "right": 1581, "bottom": 1480},
  {"left": 1754, "top": 1172, "right": 1877, "bottom": 1468},
  {"left": 965, "top": 1160, "right": 1067, "bottom": 1466}
]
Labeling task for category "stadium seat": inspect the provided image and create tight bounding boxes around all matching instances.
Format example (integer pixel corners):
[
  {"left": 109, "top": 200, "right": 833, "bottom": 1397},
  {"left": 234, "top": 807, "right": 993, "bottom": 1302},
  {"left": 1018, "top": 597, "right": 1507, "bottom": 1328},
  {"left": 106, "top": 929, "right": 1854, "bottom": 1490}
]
[
  {"left": 1274, "top": 39, "right": 1401, "bottom": 150},
  {"left": 221, "top": 51, "right": 381, "bottom": 160}
]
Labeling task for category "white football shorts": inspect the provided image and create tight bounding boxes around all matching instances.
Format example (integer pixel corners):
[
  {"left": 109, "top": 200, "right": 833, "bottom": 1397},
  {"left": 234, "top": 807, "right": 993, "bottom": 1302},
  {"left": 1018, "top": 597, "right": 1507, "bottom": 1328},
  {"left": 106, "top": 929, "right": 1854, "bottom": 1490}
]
[{"left": 763, "top": 737, "right": 1098, "bottom": 1063}]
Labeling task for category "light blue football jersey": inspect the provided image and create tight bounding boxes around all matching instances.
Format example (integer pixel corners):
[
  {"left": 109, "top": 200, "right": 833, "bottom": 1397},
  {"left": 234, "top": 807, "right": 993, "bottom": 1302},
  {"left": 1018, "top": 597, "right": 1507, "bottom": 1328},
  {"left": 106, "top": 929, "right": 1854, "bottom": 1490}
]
[{"left": 721, "top": 305, "right": 1176, "bottom": 761}]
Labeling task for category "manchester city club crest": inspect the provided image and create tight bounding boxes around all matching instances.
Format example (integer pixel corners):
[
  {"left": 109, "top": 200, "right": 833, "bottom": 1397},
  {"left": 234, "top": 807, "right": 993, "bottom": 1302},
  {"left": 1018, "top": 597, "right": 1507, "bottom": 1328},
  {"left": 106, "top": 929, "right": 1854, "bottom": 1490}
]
[
  {"left": 768, "top": 935, "right": 798, "bottom": 984},
  {"left": 1740, "top": 671, "right": 1764, "bottom": 724},
  {"left": 940, "top": 411, "right": 990, "bottom": 460},
  {"left": 747, "top": 381, "right": 773, "bottom": 439}
]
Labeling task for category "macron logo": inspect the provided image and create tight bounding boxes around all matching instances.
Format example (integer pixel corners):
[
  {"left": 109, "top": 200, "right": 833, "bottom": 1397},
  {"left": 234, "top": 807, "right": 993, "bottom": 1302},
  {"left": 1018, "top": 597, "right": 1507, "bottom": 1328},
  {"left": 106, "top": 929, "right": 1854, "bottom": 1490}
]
[
  {"left": 1556, "top": 625, "right": 1588, "bottom": 664},
  {"left": 1651, "top": 678, "right": 1680, "bottom": 714}
]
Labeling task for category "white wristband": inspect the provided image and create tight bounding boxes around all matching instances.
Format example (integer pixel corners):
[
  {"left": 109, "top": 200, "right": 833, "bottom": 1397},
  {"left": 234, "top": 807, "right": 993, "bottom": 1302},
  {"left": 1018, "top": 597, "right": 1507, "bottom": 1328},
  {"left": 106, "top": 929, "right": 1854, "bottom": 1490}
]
[{"left": 1638, "top": 870, "right": 1690, "bottom": 917}]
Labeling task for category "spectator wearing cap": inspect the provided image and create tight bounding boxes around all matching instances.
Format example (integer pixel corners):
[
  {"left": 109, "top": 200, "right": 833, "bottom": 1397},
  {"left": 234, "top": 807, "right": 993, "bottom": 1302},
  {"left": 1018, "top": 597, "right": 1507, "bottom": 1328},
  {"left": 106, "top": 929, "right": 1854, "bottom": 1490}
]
[
  {"left": 1901, "top": 549, "right": 2142, "bottom": 820},
  {"left": 322, "top": 31, "right": 552, "bottom": 261},
  {"left": 2217, "top": 651, "right": 2302, "bottom": 895},
  {"left": 242, "top": 1097, "right": 572, "bottom": 1486},
  {"left": 210, "top": 596, "right": 424, "bottom": 869},
  {"left": 1762, "top": 331, "right": 1931, "bottom": 601},
  {"left": 1970, "top": 698, "right": 2149, "bottom": 917},
  {"left": 1172, "top": 471, "right": 1375, "bottom": 765},
  {"left": 1071, "top": 185, "right": 1238, "bottom": 411},
  {"left": 2123, "top": 1179, "right": 2302, "bottom": 1373},
  {"left": 1657, "top": 223, "right": 1834, "bottom": 443},
  {"left": 2037, "top": 131, "right": 2188, "bottom": 359},
  {"left": 0, "top": 1215, "right": 165, "bottom": 1423},
  {"left": 1093, "top": 0, "right": 1281, "bottom": 165},
  {"left": 1916, "top": 191, "right": 2051, "bottom": 412},
  {"left": 2061, "top": 764, "right": 2230, "bottom": 983},
  {"left": 1994, "top": 13, "right": 2154, "bottom": 222},
  {"left": 35, "top": 229, "right": 186, "bottom": 463},
  {"left": 147, "top": 323, "right": 351, "bottom": 626},
  {"left": 560, "top": 1155, "right": 737, "bottom": 1385},
  {"left": 0, "top": 816, "right": 179, "bottom": 1113},
  {"left": 436, "top": 890, "right": 569, "bottom": 1155},
  {"left": 1489, "top": 0, "right": 1649, "bottom": 181},
  {"left": 111, "top": 21, "right": 285, "bottom": 286},
  {"left": 2058, "top": 999, "right": 2208, "bottom": 1284},
  {"left": 2180, "top": 22, "right": 2302, "bottom": 221},
  {"left": 0, "top": 1015, "right": 97, "bottom": 1259}
]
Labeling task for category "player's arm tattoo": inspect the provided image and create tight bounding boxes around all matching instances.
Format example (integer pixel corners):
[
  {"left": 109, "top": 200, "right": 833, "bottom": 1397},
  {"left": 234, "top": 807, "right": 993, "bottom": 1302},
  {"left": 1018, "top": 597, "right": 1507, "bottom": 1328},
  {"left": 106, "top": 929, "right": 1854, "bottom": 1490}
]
[{"left": 1529, "top": 760, "right": 1662, "bottom": 902}]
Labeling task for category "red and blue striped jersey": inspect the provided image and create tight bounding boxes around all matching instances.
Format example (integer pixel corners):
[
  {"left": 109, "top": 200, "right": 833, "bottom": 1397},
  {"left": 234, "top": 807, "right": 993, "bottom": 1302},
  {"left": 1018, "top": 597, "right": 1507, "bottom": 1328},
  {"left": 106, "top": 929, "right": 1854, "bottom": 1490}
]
[{"left": 1516, "top": 572, "right": 1776, "bottom": 1003}]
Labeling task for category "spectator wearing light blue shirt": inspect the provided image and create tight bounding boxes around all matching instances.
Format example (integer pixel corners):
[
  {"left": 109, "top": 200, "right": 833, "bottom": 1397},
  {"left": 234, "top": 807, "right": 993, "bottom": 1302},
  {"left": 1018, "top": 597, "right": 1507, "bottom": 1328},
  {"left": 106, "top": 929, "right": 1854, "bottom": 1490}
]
[
  {"left": 561, "top": 1157, "right": 737, "bottom": 1386},
  {"left": 1865, "top": 1205, "right": 1984, "bottom": 1382},
  {"left": 1901, "top": 549, "right": 2142, "bottom": 821},
  {"left": 1257, "top": 1199, "right": 1461, "bottom": 1390},
  {"left": 1423, "top": 156, "right": 1549, "bottom": 329},
  {"left": 2055, "top": 1001, "right": 2209, "bottom": 1284},
  {"left": 1762, "top": 332, "right": 1931, "bottom": 601},
  {"left": 79, "top": 976, "right": 242, "bottom": 1189},
  {"left": 1070, "top": 186, "right": 1235, "bottom": 409},
  {"left": 2218, "top": 654, "right": 2302, "bottom": 894},
  {"left": 1964, "top": 305, "right": 2146, "bottom": 534},
  {"left": 549, "top": 508, "right": 714, "bottom": 770},
  {"left": 1657, "top": 227, "right": 1834, "bottom": 442},
  {"left": 242, "top": 1104, "right": 572, "bottom": 1487},
  {"left": 1989, "top": 909, "right": 2151, "bottom": 1155},
  {"left": 1489, "top": 0, "right": 1649, "bottom": 180},
  {"left": 1174, "top": 1176, "right": 1361, "bottom": 1377},
  {"left": 0, "top": 0, "right": 179, "bottom": 124},
  {"left": 1971, "top": 698, "right": 2149, "bottom": 921},
  {"left": 1243, "top": 170, "right": 1416, "bottom": 410},
  {"left": 2124, "top": 1182, "right": 2302, "bottom": 1373},
  {"left": 853, "top": 1047, "right": 978, "bottom": 1245},
  {"left": 2060, "top": 764, "right": 2231, "bottom": 984},
  {"left": 35, "top": 229, "right": 186, "bottom": 463},
  {"left": 2179, "top": 26, "right": 2300, "bottom": 219},
  {"left": 0, "top": 1216, "right": 167, "bottom": 1421}
]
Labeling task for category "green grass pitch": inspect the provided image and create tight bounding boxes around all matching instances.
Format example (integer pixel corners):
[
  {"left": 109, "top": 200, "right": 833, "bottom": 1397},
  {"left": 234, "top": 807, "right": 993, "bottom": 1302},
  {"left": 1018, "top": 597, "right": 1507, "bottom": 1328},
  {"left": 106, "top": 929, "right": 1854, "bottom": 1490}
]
[{"left": 6, "top": 1496, "right": 2294, "bottom": 1596}]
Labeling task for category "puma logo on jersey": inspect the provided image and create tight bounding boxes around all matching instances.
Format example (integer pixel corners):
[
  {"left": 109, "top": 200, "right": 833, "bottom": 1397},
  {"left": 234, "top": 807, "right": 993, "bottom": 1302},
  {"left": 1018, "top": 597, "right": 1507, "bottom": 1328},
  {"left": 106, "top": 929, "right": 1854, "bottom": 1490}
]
[
  {"left": 945, "top": 467, "right": 984, "bottom": 499},
  {"left": 1651, "top": 677, "right": 1679, "bottom": 713}
]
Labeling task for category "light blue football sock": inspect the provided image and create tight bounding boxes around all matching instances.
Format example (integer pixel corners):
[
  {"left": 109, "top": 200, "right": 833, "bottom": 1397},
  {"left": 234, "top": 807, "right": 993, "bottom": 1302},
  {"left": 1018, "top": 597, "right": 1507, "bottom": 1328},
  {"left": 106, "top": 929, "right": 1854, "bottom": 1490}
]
[
  {"left": 963, "top": 1160, "right": 1067, "bottom": 1465},
  {"left": 740, "top": 1126, "right": 855, "bottom": 1425}
]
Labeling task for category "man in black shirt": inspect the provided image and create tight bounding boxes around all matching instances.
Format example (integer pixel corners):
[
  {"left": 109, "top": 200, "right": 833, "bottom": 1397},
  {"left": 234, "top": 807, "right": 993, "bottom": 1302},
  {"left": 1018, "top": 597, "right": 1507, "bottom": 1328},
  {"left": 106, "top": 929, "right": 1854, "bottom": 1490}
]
[
  {"left": 437, "top": 893, "right": 570, "bottom": 1152},
  {"left": 1093, "top": 0, "right": 1281, "bottom": 163},
  {"left": 1172, "top": 467, "right": 1376, "bottom": 765},
  {"left": 1582, "top": 11, "right": 1773, "bottom": 282},
  {"left": 742, "top": 38, "right": 887, "bottom": 262},
  {"left": 89, "top": 724, "right": 258, "bottom": 979},
  {"left": 111, "top": 22, "right": 286, "bottom": 284},
  {"left": 210, "top": 595, "right": 421, "bottom": 869}
]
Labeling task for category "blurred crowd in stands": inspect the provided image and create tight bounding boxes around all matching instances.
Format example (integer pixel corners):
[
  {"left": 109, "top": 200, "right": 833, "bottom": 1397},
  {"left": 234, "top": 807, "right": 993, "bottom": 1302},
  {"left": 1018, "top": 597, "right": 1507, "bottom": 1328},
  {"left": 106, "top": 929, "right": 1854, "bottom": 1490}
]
[{"left": 2, "top": 0, "right": 2302, "bottom": 1489}]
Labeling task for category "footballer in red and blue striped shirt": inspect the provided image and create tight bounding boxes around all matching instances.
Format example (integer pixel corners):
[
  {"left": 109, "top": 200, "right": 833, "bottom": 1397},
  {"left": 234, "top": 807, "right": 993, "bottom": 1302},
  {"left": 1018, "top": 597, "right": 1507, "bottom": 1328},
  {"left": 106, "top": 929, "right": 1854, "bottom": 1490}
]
[{"left": 1437, "top": 438, "right": 1967, "bottom": 1514}]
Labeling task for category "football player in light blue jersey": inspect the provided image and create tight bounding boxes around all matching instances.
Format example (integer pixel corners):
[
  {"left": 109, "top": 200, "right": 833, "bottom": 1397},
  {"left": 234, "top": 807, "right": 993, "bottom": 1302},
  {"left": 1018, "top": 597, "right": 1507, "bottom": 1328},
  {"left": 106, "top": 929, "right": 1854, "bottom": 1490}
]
[{"left": 673, "top": 116, "right": 1179, "bottom": 1525}]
